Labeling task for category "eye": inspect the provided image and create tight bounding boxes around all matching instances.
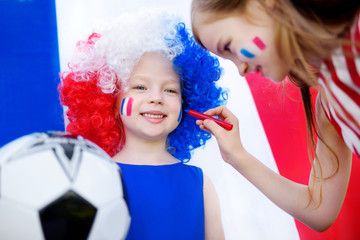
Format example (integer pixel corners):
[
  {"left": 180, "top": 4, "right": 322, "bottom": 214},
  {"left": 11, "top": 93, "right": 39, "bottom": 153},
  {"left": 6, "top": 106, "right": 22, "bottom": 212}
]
[
  {"left": 164, "top": 89, "right": 178, "bottom": 94},
  {"left": 224, "top": 43, "right": 231, "bottom": 52},
  {"left": 133, "top": 85, "right": 146, "bottom": 90}
]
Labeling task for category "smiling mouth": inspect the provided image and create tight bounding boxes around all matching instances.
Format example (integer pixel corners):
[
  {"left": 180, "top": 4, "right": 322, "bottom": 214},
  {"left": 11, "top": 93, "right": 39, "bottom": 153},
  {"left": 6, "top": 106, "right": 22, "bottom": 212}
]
[{"left": 141, "top": 113, "right": 166, "bottom": 119}]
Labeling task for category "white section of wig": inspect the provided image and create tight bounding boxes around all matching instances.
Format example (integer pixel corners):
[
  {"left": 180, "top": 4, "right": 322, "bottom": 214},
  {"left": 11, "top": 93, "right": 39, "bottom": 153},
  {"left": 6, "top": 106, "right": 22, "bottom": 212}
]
[{"left": 68, "top": 8, "right": 184, "bottom": 94}]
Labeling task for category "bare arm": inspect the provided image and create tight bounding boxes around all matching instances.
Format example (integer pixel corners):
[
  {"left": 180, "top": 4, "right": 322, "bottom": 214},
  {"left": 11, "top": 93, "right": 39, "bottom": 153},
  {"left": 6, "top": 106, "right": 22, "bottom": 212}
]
[
  {"left": 203, "top": 174, "right": 225, "bottom": 240},
  {"left": 199, "top": 95, "right": 352, "bottom": 232}
]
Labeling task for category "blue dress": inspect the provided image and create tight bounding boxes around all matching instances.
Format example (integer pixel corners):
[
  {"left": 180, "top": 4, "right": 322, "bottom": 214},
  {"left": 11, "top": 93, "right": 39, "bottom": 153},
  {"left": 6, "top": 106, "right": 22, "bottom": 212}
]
[{"left": 117, "top": 162, "right": 205, "bottom": 240}]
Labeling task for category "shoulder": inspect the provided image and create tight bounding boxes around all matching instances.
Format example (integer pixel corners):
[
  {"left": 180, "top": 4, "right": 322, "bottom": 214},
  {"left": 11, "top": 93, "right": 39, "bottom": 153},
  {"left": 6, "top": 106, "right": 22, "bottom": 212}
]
[
  {"left": 315, "top": 91, "right": 352, "bottom": 159},
  {"left": 203, "top": 173, "right": 225, "bottom": 239},
  {"left": 316, "top": 91, "right": 333, "bottom": 132},
  {"left": 175, "top": 164, "right": 205, "bottom": 187},
  {"left": 182, "top": 164, "right": 204, "bottom": 175},
  {"left": 316, "top": 89, "right": 342, "bottom": 141},
  {"left": 355, "top": 11, "right": 360, "bottom": 32},
  {"left": 347, "top": 11, "right": 360, "bottom": 44},
  {"left": 203, "top": 173, "right": 215, "bottom": 193},
  {"left": 203, "top": 174, "right": 219, "bottom": 212},
  {"left": 203, "top": 174, "right": 218, "bottom": 207}
]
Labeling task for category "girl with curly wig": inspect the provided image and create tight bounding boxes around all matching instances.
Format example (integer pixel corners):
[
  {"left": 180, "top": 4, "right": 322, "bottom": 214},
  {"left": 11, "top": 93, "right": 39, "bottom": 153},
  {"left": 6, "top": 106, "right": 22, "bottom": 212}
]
[{"left": 59, "top": 8, "right": 226, "bottom": 239}]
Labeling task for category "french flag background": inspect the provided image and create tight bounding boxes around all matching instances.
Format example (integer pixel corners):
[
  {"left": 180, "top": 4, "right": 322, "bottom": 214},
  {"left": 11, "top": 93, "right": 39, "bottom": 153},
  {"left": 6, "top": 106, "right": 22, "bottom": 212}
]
[{"left": 0, "top": 0, "right": 359, "bottom": 239}]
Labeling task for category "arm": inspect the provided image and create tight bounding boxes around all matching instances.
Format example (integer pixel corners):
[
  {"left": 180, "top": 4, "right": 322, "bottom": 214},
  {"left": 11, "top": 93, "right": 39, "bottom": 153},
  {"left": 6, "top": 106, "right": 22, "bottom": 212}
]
[
  {"left": 203, "top": 174, "right": 225, "bottom": 240},
  {"left": 199, "top": 96, "right": 352, "bottom": 232}
]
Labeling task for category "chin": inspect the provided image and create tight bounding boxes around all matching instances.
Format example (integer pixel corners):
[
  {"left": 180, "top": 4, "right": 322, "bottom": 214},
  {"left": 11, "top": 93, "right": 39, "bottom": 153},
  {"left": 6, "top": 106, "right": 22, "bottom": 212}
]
[
  {"left": 269, "top": 77, "right": 283, "bottom": 83},
  {"left": 268, "top": 72, "right": 288, "bottom": 83}
]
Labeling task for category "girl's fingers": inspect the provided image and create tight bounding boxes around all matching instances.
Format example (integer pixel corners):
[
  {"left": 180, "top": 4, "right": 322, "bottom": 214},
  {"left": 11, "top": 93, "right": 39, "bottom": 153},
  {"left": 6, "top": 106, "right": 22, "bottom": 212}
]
[
  {"left": 204, "top": 106, "right": 238, "bottom": 124},
  {"left": 204, "top": 106, "right": 224, "bottom": 116},
  {"left": 195, "top": 119, "right": 203, "bottom": 126},
  {"left": 203, "top": 119, "right": 225, "bottom": 137}
]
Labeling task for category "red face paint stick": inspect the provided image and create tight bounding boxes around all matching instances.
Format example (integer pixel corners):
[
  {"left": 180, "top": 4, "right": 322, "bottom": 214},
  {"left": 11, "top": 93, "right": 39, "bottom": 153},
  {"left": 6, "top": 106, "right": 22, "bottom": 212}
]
[{"left": 187, "top": 109, "right": 233, "bottom": 131}]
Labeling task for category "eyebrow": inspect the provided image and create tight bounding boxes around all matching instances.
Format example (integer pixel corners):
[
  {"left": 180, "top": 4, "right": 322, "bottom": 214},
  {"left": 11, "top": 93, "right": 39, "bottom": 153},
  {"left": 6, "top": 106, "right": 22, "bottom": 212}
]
[{"left": 164, "top": 79, "right": 181, "bottom": 86}]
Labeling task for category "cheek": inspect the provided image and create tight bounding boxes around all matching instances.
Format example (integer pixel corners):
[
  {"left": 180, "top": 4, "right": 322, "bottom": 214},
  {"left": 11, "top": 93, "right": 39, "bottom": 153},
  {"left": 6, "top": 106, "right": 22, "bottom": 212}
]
[
  {"left": 120, "top": 97, "right": 134, "bottom": 117},
  {"left": 168, "top": 97, "right": 182, "bottom": 123},
  {"left": 252, "top": 37, "right": 266, "bottom": 50},
  {"left": 239, "top": 36, "right": 267, "bottom": 59}
]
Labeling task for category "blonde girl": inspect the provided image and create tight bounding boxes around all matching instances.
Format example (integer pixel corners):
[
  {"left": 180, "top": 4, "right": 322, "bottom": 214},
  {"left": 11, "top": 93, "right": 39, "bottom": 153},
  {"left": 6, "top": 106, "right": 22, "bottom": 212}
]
[{"left": 191, "top": 0, "right": 360, "bottom": 232}]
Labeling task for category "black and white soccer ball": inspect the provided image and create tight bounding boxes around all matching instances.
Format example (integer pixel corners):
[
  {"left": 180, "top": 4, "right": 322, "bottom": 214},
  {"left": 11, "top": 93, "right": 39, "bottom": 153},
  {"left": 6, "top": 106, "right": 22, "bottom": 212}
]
[{"left": 0, "top": 132, "right": 130, "bottom": 239}]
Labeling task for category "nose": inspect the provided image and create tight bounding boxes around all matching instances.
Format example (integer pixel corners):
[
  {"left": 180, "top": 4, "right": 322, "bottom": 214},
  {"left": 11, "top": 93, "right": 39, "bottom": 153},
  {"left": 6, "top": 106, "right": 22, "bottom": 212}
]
[
  {"left": 230, "top": 57, "right": 248, "bottom": 77},
  {"left": 235, "top": 61, "right": 249, "bottom": 77},
  {"left": 148, "top": 89, "right": 164, "bottom": 105}
]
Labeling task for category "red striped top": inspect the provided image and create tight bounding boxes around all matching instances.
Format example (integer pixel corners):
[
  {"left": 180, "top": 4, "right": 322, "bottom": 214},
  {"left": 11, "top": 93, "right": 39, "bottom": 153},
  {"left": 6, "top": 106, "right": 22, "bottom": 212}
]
[{"left": 319, "top": 13, "right": 360, "bottom": 157}]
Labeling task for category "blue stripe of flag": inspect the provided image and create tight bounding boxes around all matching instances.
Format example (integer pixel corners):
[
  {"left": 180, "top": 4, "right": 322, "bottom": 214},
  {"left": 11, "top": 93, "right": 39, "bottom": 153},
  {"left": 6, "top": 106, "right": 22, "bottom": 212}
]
[{"left": 0, "top": 0, "right": 64, "bottom": 146}]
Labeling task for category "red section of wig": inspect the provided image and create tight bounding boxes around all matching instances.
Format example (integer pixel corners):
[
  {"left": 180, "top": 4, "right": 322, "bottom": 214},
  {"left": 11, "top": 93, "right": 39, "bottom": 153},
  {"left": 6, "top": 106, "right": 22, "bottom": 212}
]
[{"left": 59, "top": 72, "right": 124, "bottom": 157}]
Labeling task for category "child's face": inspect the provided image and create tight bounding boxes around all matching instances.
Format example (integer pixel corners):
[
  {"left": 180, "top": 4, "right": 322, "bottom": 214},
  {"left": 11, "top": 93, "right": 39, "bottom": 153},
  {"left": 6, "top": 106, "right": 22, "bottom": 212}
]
[
  {"left": 193, "top": 1, "right": 290, "bottom": 82},
  {"left": 116, "top": 52, "right": 182, "bottom": 141}
]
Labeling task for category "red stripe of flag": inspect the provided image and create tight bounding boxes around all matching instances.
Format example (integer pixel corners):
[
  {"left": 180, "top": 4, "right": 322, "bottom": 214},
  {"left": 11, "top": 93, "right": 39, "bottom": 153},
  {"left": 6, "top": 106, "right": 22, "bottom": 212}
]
[{"left": 126, "top": 97, "right": 133, "bottom": 116}]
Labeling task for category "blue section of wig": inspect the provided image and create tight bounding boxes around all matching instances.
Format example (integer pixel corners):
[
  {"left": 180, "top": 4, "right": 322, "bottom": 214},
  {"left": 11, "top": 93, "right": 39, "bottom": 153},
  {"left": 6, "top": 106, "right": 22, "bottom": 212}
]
[{"left": 166, "top": 22, "right": 227, "bottom": 162}]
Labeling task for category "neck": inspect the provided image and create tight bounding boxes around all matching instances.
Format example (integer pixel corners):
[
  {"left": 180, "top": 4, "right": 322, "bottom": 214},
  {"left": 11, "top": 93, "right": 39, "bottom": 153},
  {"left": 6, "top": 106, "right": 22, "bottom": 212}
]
[{"left": 112, "top": 136, "right": 179, "bottom": 165}]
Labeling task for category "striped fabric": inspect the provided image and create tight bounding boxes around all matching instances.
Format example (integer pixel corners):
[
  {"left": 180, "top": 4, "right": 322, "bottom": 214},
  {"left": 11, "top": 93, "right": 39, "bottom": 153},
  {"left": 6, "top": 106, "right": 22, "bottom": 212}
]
[{"left": 318, "top": 13, "right": 360, "bottom": 156}]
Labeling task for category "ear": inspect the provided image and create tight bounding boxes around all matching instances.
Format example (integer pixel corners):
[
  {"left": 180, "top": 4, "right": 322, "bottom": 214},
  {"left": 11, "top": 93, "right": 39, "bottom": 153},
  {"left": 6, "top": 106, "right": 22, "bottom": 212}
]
[{"left": 262, "top": 0, "right": 275, "bottom": 9}]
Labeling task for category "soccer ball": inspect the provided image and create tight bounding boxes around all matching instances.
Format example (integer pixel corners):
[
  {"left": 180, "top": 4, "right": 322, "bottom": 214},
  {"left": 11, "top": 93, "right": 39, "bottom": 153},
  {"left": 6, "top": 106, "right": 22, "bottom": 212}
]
[{"left": 0, "top": 132, "right": 130, "bottom": 239}]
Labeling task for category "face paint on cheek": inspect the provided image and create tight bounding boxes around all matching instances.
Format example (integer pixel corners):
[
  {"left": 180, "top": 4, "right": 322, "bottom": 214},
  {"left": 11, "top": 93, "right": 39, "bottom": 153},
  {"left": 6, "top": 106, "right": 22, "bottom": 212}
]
[
  {"left": 121, "top": 97, "right": 134, "bottom": 117},
  {"left": 240, "top": 36, "right": 267, "bottom": 59},
  {"left": 240, "top": 48, "right": 255, "bottom": 58},
  {"left": 252, "top": 37, "right": 266, "bottom": 50},
  {"left": 177, "top": 107, "right": 182, "bottom": 123}
]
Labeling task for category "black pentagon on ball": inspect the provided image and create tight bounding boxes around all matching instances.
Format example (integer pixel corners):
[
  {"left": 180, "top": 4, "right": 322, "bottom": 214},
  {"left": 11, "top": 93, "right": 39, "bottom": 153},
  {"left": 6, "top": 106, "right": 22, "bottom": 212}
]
[{"left": 40, "top": 190, "right": 97, "bottom": 240}]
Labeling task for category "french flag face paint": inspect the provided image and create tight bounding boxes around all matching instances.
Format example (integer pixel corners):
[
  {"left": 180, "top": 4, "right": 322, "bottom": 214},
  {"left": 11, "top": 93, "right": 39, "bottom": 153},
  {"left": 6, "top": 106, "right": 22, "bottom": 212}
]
[
  {"left": 121, "top": 97, "right": 134, "bottom": 116},
  {"left": 240, "top": 36, "right": 267, "bottom": 59}
]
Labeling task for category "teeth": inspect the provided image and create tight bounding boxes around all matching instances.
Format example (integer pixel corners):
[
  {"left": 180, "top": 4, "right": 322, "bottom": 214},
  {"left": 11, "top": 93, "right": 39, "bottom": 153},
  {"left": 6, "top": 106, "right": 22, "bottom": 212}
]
[{"left": 143, "top": 113, "right": 164, "bottom": 119}]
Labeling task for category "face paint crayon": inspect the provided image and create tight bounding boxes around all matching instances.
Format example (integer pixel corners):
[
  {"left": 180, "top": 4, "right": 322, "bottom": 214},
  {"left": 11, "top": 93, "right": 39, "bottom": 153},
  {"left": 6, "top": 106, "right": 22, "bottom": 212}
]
[
  {"left": 121, "top": 97, "right": 134, "bottom": 116},
  {"left": 186, "top": 109, "right": 233, "bottom": 131}
]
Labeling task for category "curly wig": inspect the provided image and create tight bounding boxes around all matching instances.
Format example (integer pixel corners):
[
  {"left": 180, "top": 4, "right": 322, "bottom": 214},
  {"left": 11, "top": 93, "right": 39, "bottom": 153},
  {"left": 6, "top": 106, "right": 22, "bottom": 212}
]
[{"left": 59, "top": 8, "right": 227, "bottom": 162}]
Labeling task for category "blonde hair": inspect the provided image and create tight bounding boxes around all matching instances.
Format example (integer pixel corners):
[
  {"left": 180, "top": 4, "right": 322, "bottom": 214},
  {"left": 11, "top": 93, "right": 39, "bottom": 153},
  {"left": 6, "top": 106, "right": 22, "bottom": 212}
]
[{"left": 191, "top": 0, "right": 360, "bottom": 206}]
